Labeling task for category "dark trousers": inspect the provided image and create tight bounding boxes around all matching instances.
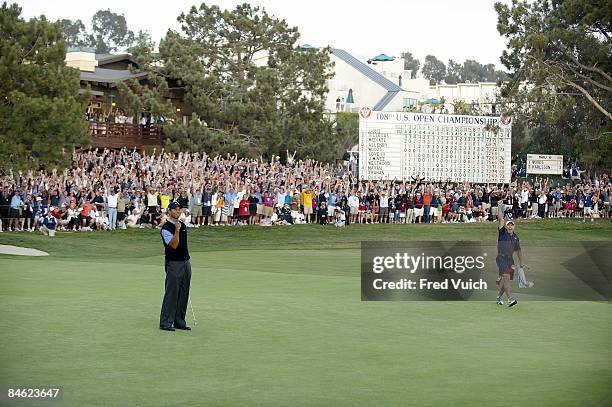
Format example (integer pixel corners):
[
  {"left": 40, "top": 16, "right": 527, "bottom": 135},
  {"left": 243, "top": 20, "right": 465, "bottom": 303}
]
[
  {"left": 148, "top": 206, "right": 158, "bottom": 224},
  {"left": 538, "top": 204, "right": 546, "bottom": 218},
  {"left": 160, "top": 259, "right": 192, "bottom": 328}
]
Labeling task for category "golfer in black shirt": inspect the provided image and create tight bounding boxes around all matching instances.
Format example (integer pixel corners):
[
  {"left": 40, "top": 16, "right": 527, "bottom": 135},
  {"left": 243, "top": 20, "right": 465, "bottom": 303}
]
[{"left": 159, "top": 201, "right": 192, "bottom": 331}]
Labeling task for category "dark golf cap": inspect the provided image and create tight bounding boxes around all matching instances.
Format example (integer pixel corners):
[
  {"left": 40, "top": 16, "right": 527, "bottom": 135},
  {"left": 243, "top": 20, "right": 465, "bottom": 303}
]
[{"left": 168, "top": 201, "right": 181, "bottom": 210}]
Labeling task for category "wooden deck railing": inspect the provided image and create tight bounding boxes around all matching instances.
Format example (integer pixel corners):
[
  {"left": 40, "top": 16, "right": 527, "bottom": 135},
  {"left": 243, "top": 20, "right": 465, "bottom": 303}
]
[{"left": 88, "top": 122, "right": 163, "bottom": 148}]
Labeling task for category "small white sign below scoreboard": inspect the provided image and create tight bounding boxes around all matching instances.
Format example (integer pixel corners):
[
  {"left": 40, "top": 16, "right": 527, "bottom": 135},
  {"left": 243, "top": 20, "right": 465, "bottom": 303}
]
[
  {"left": 358, "top": 109, "right": 512, "bottom": 183},
  {"left": 526, "top": 154, "right": 563, "bottom": 175}
]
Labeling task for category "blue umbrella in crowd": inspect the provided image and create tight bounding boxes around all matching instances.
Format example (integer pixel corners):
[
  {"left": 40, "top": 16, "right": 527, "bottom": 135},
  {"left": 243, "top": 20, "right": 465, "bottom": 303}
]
[
  {"left": 298, "top": 44, "right": 317, "bottom": 50},
  {"left": 370, "top": 54, "right": 395, "bottom": 61}
]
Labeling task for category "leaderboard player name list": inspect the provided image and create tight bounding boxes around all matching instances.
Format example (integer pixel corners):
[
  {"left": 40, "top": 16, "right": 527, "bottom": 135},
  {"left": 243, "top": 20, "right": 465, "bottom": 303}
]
[{"left": 372, "top": 278, "right": 488, "bottom": 290}]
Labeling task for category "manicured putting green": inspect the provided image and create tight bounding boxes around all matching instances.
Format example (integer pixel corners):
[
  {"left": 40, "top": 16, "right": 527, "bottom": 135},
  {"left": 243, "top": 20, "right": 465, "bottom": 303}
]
[{"left": 1, "top": 222, "right": 610, "bottom": 406}]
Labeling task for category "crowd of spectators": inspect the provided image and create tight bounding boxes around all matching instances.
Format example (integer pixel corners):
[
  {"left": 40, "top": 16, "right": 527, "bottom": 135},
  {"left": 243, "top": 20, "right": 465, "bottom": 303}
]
[
  {"left": 511, "top": 157, "right": 586, "bottom": 180},
  {"left": 85, "top": 108, "right": 162, "bottom": 138},
  {"left": 86, "top": 108, "right": 161, "bottom": 127},
  {"left": 0, "top": 148, "right": 609, "bottom": 234}
]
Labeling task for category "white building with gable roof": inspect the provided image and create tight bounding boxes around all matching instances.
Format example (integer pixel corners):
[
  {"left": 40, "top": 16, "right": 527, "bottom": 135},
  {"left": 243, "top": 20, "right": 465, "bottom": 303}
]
[
  {"left": 322, "top": 46, "right": 504, "bottom": 115},
  {"left": 326, "top": 49, "right": 420, "bottom": 113}
]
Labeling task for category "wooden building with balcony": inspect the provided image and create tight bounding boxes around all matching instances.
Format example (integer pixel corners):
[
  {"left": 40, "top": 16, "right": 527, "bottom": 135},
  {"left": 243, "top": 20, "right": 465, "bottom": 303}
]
[{"left": 66, "top": 48, "right": 187, "bottom": 149}]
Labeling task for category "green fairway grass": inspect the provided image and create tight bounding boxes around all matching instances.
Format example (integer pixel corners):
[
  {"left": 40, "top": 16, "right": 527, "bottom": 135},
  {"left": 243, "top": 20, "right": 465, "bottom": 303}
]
[{"left": 1, "top": 221, "right": 611, "bottom": 406}]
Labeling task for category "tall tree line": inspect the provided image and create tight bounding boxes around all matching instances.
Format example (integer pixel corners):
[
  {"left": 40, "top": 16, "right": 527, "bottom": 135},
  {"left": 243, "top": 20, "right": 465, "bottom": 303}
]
[
  {"left": 118, "top": 3, "right": 342, "bottom": 161},
  {"left": 61, "top": 9, "right": 153, "bottom": 53},
  {"left": 495, "top": 0, "right": 611, "bottom": 172},
  {"left": 0, "top": 2, "right": 88, "bottom": 170},
  {"left": 402, "top": 51, "right": 509, "bottom": 85}
]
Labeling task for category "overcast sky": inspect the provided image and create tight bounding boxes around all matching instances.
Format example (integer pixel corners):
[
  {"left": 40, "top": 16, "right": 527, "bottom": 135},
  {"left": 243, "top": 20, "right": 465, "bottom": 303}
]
[{"left": 16, "top": 0, "right": 509, "bottom": 69}]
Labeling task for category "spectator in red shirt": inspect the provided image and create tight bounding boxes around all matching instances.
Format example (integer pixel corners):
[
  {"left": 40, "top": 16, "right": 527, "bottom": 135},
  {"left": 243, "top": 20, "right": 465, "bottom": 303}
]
[
  {"left": 422, "top": 184, "right": 433, "bottom": 224},
  {"left": 79, "top": 202, "right": 95, "bottom": 230},
  {"left": 442, "top": 201, "right": 451, "bottom": 221},
  {"left": 262, "top": 191, "right": 274, "bottom": 219},
  {"left": 238, "top": 196, "right": 250, "bottom": 225},
  {"left": 49, "top": 206, "right": 62, "bottom": 220},
  {"left": 568, "top": 200, "right": 576, "bottom": 217},
  {"left": 414, "top": 193, "right": 424, "bottom": 223}
]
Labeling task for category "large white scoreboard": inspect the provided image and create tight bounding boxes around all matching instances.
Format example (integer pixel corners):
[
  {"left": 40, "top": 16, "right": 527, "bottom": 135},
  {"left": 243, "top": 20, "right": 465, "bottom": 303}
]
[{"left": 358, "top": 109, "right": 512, "bottom": 183}]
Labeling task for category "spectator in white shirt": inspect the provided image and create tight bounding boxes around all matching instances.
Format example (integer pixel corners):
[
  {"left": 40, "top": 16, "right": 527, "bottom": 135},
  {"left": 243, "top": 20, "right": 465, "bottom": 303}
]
[
  {"left": 379, "top": 189, "right": 389, "bottom": 223},
  {"left": 348, "top": 192, "right": 359, "bottom": 224},
  {"left": 190, "top": 188, "right": 203, "bottom": 226},
  {"left": 520, "top": 187, "right": 529, "bottom": 218},
  {"left": 105, "top": 188, "right": 120, "bottom": 230},
  {"left": 538, "top": 190, "right": 548, "bottom": 218},
  {"left": 275, "top": 187, "right": 287, "bottom": 209}
]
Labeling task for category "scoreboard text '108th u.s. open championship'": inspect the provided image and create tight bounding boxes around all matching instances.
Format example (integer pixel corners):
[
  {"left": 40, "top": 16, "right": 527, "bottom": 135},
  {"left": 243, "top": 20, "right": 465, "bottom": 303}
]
[{"left": 358, "top": 108, "right": 512, "bottom": 183}]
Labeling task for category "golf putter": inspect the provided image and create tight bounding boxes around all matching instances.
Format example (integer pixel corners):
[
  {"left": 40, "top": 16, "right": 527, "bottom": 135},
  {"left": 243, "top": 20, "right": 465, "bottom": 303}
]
[{"left": 188, "top": 296, "right": 198, "bottom": 326}]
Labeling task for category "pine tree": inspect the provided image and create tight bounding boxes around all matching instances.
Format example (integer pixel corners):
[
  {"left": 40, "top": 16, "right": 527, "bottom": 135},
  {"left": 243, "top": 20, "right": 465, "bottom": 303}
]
[{"left": 0, "top": 2, "right": 89, "bottom": 170}]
